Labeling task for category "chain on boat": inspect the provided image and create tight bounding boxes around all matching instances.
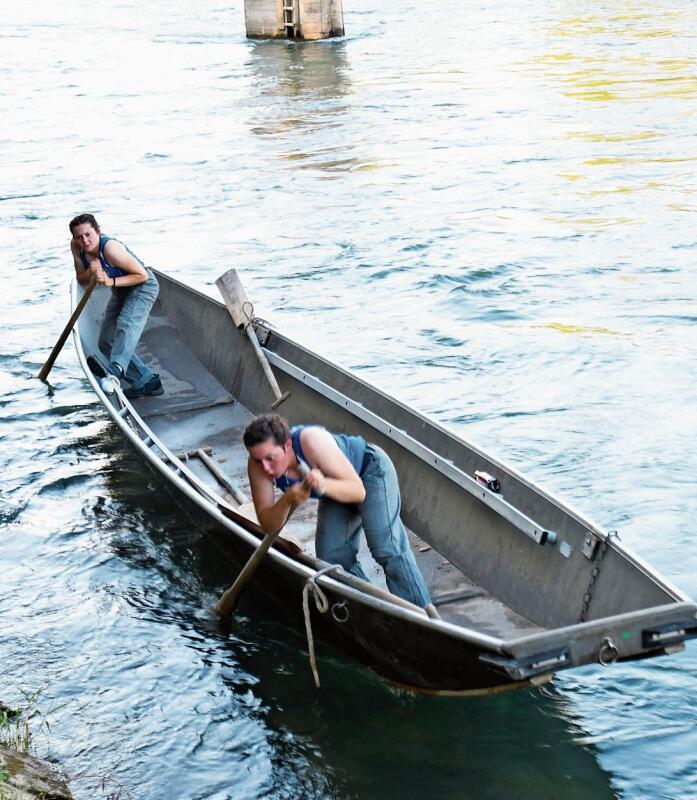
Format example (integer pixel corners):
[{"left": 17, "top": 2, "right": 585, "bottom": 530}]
[{"left": 577, "top": 531, "right": 623, "bottom": 666}]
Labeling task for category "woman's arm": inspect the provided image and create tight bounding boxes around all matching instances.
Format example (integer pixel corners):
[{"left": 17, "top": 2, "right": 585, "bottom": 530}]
[
  {"left": 247, "top": 457, "right": 312, "bottom": 534},
  {"left": 71, "top": 239, "right": 94, "bottom": 286},
  {"left": 299, "top": 428, "right": 366, "bottom": 503},
  {"left": 101, "top": 240, "right": 148, "bottom": 288}
]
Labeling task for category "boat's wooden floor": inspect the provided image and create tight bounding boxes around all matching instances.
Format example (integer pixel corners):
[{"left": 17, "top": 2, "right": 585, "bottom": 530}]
[{"left": 109, "top": 303, "right": 543, "bottom": 640}]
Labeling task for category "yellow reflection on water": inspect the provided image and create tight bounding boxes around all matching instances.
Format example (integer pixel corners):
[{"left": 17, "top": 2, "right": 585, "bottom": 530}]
[
  {"left": 567, "top": 131, "right": 661, "bottom": 143},
  {"left": 536, "top": 57, "right": 697, "bottom": 103},
  {"left": 548, "top": 8, "right": 682, "bottom": 40},
  {"left": 563, "top": 74, "right": 697, "bottom": 102},
  {"left": 668, "top": 203, "right": 697, "bottom": 212},
  {"left": 539, "top": 3, "right": 697, "bottom": 213},
  {"left": 531, "top": 322, "right": 629, "bottom": 336},
  {"left": 584, "top": 156, "right": 697, "bottom": 166},
  {"left": 539, "top": 5, "right": 697, "bottom": 102},
  {"left": 587, "top": 186, "right": 635, "bottom": 195},
  {"left": 545, "top": 215, "right": 635, "bottom": 229}
]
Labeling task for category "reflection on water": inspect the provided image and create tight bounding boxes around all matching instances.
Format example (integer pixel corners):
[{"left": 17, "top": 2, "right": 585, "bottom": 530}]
[
  {"left": 247, "top": 40, "right": 381, "bottom": 175},
  {"left": 523, "top": 2, "right": 697, "bottom": 236},
  {"left": 249, "top": 40, "right": 352, "bottom": 107},
  {"left": 548, "top": 6, "right": 683, "bottom": 43}
]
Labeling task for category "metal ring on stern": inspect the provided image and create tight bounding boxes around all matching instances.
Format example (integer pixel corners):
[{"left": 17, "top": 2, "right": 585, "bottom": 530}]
[
  {"left": 598, "top": 636, "right": 619, "bottom": 666},
  {"left": 331, "top": 601, "right": 350, "bottom": 623}
]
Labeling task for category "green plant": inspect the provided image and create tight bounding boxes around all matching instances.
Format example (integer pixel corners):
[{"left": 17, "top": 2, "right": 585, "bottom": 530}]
[
  {"left": 0, "top": 688, "right": 66, "bottom": 754},
  {"left": 0, "top": 760, "right": 10, "bottom": 798},
  {"left": 0, "top": 705, "right": 29, "bottom": 753}
]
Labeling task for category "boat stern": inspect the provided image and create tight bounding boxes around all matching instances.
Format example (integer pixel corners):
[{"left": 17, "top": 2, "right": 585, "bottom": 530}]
[{"left": 481, "top": 601, "right": 697, "bottom": 682}]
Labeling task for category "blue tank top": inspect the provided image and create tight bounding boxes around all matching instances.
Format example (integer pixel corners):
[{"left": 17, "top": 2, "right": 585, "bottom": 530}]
[
  {"left": 274, "top": 425, "right": 367, "bottom": 498},
  {"left": 79, "top": 234, "right": 144, "bottom": 279}
]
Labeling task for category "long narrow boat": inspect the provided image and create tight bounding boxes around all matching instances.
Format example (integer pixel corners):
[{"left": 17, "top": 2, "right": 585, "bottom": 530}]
[{"left": 72, "top": 270, "right": 697, "bottom": 694}]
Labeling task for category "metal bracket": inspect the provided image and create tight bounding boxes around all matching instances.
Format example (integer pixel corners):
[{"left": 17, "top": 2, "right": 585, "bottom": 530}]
[
  {"left": 642, "top": 620, "right": 697, "bottom": 649},
  {"left": 479, "top": 646, "right": 571, "bottom": 680},
  {"left": 254, "top": 326, "right": 271, "bottom": 347},
  {"left": 581, "top": 532, "right": 601, "bottom": 560}
]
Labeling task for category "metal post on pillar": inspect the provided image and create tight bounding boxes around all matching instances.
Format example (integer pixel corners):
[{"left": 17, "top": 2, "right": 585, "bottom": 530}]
[{"left": 244, "top": 0, "right": 344, "bottom": 41}]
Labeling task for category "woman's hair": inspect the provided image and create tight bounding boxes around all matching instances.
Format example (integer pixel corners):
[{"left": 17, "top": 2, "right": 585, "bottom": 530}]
[
  {"left": 243, "top": 413, "right": 290, "bottom": 448},
  {"left": 69, "top": 213, "right": 100, "bottom": 233}
]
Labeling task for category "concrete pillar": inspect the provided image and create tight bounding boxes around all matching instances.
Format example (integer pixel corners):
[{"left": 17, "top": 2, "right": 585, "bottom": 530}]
[
  {"left": 244, "top": 0, "right": 284, "bottom": 38},
  {"left": 244, "top": 0, "right": 344, "bottom": 41}
]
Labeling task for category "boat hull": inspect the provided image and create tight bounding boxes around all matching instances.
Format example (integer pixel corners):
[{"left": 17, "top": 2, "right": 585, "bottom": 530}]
[{"left": 71, "top": 270, "right": 697, "bottom": 692}]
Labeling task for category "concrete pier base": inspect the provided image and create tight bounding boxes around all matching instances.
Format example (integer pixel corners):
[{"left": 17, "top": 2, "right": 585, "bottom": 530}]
[{"left": 245, "top": 0, "right": 344, "bottom": 41}]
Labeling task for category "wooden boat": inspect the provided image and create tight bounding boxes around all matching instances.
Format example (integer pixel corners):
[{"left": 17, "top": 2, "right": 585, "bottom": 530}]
[{"left": 72, "top": 269, "right": 697, "bottom": 694}]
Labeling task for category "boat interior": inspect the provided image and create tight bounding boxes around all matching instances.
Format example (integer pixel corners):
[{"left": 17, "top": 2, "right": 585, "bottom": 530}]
[{"left": 78, "top": 285, "right": 545, "bottom": 640}]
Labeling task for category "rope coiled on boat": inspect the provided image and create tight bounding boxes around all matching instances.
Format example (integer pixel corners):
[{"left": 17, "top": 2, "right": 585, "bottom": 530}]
[{"left": 303, "top": 565, "right": 343, "bottom": 688}]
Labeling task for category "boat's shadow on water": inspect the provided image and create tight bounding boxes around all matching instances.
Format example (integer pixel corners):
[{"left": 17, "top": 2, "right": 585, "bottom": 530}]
[{"left": 93, "top": 429, "right": 618, "bottom": 800}]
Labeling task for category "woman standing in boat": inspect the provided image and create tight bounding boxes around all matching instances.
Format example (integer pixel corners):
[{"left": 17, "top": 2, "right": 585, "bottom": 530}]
[
  {"left": 70, "top": 213, "right": 163, "bottom": 398},
  {"left": 243, "top": 413, "right": 432, "bottom": 609}
]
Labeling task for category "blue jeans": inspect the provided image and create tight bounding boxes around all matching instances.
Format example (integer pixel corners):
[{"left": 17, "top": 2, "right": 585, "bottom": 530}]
[
  {"left": 315, "top": 445, "right": 431, "bottom": 607},
  {"left": 98, "top": 270, "right": 159, "bottom": 389}
]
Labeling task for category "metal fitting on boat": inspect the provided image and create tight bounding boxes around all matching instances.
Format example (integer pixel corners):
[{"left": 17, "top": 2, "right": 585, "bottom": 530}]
[
  {"left": 598, "top": 636, "right": 619, "bottom": 666},
  {"left": 474, "top": 470, "right": 501, "bottom": 493},
  {"left": 331, "top": 601, "right": 350, "bottom": 623}
]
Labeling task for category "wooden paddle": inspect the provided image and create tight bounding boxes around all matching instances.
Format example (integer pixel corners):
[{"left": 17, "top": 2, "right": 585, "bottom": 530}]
[
  {"left": 215, "top": 269, "right": 291, "bottom": 409},
  {"left": 216, "top": 461, "right": 318, "bottom": 617},
  {"left": 216, "top": 525, "right": 287, "bottom": 617},
  {"left": 37, "top": 277, "right": 98, "bottom": 381}
]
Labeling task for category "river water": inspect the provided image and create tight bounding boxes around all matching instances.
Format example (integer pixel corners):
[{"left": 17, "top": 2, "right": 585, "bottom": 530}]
[{"left": 2, "top": 1, "right": 696, "bottom": 798}]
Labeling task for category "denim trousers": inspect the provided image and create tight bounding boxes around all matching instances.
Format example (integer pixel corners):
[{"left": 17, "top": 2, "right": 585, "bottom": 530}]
[
  {"left": 315, "top": 445, "right": 431, "bottom": 607},
  {"left": 98, "top": 270, "right": 159, "bottom": 389}
]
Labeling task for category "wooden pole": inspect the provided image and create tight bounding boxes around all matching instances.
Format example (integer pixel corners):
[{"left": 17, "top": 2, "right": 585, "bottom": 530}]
[
  {"left": 216, "top": 464, "right": 318, "bottom": 617},
  {"left": 243, "top": 325, "right": 291, "bottom": 409},
  {"left": 215, "top": 269, "right": 291, "bottom": 409},
  {"left": 195, "top": 449, "right": 248, "bottom": 505},
  {"left": 216, "top": 527, "right": 285, "bottom": 617},
  {"left": 38, "top": 278, "right": 97, "bottom": 381}
]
